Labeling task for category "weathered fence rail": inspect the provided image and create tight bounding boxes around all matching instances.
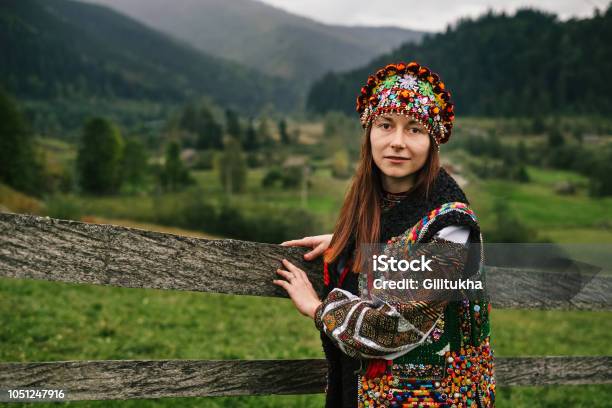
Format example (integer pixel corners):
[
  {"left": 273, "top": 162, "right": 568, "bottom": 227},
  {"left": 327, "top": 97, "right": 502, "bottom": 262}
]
[
  {"left": 0, "top": 357, "right": 610, "bottom": 401},
  {"left": 1, "top": 212, "right": 611, "bottom": 400}
]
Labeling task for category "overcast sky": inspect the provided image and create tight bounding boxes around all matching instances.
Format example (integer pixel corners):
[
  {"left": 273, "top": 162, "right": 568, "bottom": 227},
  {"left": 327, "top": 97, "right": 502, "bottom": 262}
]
[{"left": 258, "top": 0, "right": 607, "bottom": 31}]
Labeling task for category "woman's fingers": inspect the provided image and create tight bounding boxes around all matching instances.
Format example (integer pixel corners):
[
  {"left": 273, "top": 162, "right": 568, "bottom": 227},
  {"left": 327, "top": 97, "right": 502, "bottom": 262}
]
[
  {"left": 280, "top": 237, "right": 312, "bottom": 247},
  {"left": 305, "top": 241, "right": 327, "bottom": 260},
  {"left": 276, "top": 268, "right": 294, "bottom": 281},
  {"left": 282, "top": 259, "right": 309, "bottom": 281},
  {"left": 272, "top": 279, "right": 290, "bottom": 290},
  {"left": 280, "top": 235, "right": 333, "bottom": 262}
]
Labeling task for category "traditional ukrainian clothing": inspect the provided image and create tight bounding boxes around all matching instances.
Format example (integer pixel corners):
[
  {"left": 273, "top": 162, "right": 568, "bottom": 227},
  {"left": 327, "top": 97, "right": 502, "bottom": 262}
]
[{"left": 313, "top": 62, "right": 496, "bottom": 408}]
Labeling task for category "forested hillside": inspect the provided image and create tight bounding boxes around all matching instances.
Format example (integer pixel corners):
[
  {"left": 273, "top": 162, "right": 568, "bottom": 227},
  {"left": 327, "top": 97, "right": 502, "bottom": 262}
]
[
  {"left": 308, "top": 7, "right": 612, "bottom": 116},
  {"left": 0, "top": 0, "right": 298, "bottom": 113}
]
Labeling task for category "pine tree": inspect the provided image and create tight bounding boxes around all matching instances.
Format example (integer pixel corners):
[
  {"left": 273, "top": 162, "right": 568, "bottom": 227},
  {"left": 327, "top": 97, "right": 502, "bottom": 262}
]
[
  {"left": 180, "top": 104, "right": 223, "bottom": 149},
  {"left": 278, "top": 118, "right": 290, "bottom": 144},
  {"left": 0, "top": 89, "right": 44, "bottom": 194},
  {"left": 243, "top": 118, "right": 259, "bottom": 151},
  {"left": 257, "top": 116, "right": 272, "bottom": 147},
  {"left": 198, "top": 106, "right": 223, "bottom": 149},
  {"left": 121, "top": 137, "right": 149, "bottom": 191},
  {"left": 217, "top": 138, "right": 247, "bottom": 194},
  {"left": 225, "top": 109, "right": 242, "bottom": 140},
  {"left": 76, "top": 117, "right": 124, "bottom": 194},
  {"left": 160, "top": 141, "right": 192, "bottom": 191},
  {"left": 547, "top": 126, "right": 564, "bottom": 148}
]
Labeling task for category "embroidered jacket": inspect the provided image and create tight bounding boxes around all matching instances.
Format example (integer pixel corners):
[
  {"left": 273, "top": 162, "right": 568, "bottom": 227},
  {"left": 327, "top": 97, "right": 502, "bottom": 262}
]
[
  {"left": 314, "top": 234, "right": 471, "bottom": 359},
  {"left": 314, "top": 167, "right": 495, "bottom": 408}
]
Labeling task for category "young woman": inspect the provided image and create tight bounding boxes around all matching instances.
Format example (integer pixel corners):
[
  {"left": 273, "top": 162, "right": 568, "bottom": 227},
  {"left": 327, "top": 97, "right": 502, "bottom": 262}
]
[{"left": 274, "top": 61, "right": 495, "bottom": 408}]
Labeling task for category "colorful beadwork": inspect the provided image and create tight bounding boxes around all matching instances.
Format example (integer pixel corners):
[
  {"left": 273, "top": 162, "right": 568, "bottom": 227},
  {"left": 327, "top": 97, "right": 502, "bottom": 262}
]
[
  {"left": 387, "top": 202, "right": 477, "bottom": 247},
  {"left": 354, "top": 201, "right": 495, "bottom": 407},
  {"left": 357, "top": 336, "right": 495, "bottom": 408},
  {"left": 424, "top": 317, "right": 445, "bottom": 344},
  {"left": 356, "top": 61, "right": 455, "bottom": 145}
]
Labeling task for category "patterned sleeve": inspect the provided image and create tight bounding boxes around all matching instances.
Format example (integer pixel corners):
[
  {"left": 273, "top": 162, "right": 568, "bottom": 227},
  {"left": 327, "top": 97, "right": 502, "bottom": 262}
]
[{"left": 314, "top": 237, "right": 470, "bottom": 359}]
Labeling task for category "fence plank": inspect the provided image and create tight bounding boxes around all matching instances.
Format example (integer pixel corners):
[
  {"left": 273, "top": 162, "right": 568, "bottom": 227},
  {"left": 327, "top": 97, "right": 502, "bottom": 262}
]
[
  {"left": 486, "top": 267, "right": 611, "bottom": 311},
  {"left": 0, "top": 359, "right": 328, "bottom": 400},
  {"left": 1, "top": 213, "right": 610, "bottom": 310},
  {"left": 0, "top": 212, "right": 324, "bottom": 298},
  {"left": 1, "top": 357, "right": 610, "bottom": 401},
  {"left": 494, "top": 356, "right": 612, "bottom": 386}
]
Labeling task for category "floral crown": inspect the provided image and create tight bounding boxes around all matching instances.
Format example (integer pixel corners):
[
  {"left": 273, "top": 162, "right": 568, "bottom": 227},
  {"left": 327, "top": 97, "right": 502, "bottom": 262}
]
[{"left": 356, "top": 61, "right": 455, "bottom": 145}]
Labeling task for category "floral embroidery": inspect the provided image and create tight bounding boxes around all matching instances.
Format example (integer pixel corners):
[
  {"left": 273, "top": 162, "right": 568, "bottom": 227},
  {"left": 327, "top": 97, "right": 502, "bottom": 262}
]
[
  {"left": 382, "top": 76, "right": 397, "bottom": 89},
  {"left": 356, "top": 62, "right": 455, "bottom": 145},
  {"left": 418, "top": 81, "right": 435, "bottom": 98},
  {"left": 398, "top": 74, "right": 418, "bottom": 90}
]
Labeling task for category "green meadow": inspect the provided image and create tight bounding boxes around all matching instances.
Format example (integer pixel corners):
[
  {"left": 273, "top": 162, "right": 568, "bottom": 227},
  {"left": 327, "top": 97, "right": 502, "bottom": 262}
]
[
  {"left": 2, "top": 131, "right": 612, "bottom": 407},
  {"left": 465, "top": 166, "right": 612, "bottom": 244},
  {"left": 1, "top": 277, "right": 611, "bottom": 407}
]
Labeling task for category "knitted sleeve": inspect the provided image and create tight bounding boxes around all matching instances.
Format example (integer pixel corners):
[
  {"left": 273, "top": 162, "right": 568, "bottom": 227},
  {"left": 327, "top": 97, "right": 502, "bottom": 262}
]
[{"left": 314, "top": 236, "right": 470, "bottom": 360}]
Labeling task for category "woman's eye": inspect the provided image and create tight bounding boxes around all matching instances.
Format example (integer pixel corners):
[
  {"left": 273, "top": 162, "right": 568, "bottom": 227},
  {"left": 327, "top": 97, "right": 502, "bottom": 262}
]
[
  {"left": 410, "top": 127, "right": 422, "bottom": 133},
  {"left": 380, "top": 123, "right": 391, "bottom": 130}
]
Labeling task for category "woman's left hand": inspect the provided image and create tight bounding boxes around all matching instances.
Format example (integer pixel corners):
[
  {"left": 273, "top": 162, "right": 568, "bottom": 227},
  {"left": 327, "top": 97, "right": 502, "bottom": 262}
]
[{"left": 273, "top": 259, "right": 322, "bottom": 319}]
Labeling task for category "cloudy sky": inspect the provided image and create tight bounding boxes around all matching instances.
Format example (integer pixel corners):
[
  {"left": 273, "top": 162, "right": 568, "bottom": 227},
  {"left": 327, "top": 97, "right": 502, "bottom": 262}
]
[{"left": 258, "top": 0, "right": 607, "bottom": 31}]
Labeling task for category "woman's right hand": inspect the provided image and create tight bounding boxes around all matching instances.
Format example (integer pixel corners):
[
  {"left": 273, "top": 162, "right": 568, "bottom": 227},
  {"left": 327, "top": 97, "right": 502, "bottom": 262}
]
[{"left": 280, "top": 234, "right": 333, "bottom": 261}]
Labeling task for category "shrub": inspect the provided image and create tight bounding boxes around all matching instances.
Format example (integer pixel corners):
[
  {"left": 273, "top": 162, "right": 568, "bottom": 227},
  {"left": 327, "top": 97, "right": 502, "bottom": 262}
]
[
  {"left": 331, "top": 150, "right": 350, "bottom": 179},
  {"left": 165, "top": 191, "right": 322, "bottom": 243},
  {"left": 484, "top": 199, "right": 537, "bottom": 243},
  {"left": 45, "top": 194, "right": 82, "bottom": 221},
  {"left": 588, "top": 145, "right": 612, "bottom": 197},
  {"left": 281, "top": 166, "right": 303, "bottom": 188},
  {"left": 262, "top": 167, "right": 283, "bottom": 188},
  {"left": 193, "top": 149, "right": 217, "bottom": 170},
  {"left": 513, "top": 165, "right": 530, "bottom": 183},
  {"left": 547, "top": 126, "right": 564, "bottom": 147}
]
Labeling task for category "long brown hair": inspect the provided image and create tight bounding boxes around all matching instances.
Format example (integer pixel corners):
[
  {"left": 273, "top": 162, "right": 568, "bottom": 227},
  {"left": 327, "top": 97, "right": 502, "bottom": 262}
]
[{"left": 324, "top": 125, "right": 441, "bottom": 272}]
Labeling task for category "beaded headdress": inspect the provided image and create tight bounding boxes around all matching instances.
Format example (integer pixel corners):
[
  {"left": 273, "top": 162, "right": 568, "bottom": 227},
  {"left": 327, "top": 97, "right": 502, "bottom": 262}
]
[{"left": 356, "top": 61, "right": 455, "bottom": 145}]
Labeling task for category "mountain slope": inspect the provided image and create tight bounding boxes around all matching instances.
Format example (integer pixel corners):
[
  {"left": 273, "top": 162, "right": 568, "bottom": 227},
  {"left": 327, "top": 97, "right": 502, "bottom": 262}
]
[
  {"left": 83, "top": 0, "right": 426, "bottom": 83},
  {"left": 307, "top": 7, "right": 612, "bottom": 116},
  {"left": 0, "top": 0, "right": 298, "bottom": 113}
]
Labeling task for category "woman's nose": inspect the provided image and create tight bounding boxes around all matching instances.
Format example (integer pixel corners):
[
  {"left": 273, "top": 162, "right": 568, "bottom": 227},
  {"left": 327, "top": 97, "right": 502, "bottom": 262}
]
[{"left": 390, "top": 129, "right": 406, "bottom": 149}]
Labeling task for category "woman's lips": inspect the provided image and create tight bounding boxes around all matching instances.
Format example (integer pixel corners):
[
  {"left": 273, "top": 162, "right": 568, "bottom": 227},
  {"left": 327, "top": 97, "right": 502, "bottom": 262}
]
[{"left": 385, "top": 156, "right": 411, "bottom": 164}]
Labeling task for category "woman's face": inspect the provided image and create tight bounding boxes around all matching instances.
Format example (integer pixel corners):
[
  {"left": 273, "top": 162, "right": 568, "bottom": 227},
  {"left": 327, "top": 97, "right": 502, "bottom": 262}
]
[{"left": 370, "top": 113, "right": 431, "bottom": 191}]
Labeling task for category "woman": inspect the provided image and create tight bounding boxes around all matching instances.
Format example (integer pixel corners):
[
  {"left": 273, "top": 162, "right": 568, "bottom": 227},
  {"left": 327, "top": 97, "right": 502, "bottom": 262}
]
[{"left": 274, "top": 61, "right": 495, "bottom": 408}]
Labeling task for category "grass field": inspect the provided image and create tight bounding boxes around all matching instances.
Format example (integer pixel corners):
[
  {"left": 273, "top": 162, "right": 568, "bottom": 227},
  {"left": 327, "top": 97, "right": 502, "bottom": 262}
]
[
  {"left": 46, "top": 167, "right": 349, "bottom": 233},
  {"left": 463, "top": 166, "right": 612, "bottom": 243},
  {"left": 1, "top": 277, "right": 611, "bottom": 407},
  {"left": 2, "top": 138, "right": 612, "bottom": 406}
]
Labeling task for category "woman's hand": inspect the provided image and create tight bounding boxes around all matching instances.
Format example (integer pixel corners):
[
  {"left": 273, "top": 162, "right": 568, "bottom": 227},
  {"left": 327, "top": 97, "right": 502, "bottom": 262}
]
[
  {"left": 273, "top": 259, "right": 322, "bottom": 319},
  {"left": 281, "top": 234, "right": 333, "bottom": 261}
]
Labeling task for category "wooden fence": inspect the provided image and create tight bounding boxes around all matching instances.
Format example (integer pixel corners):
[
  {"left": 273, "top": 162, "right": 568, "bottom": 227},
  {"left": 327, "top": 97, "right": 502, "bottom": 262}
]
[{"left": 0, "top": 212, "right": 611, "bottom": 401}]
